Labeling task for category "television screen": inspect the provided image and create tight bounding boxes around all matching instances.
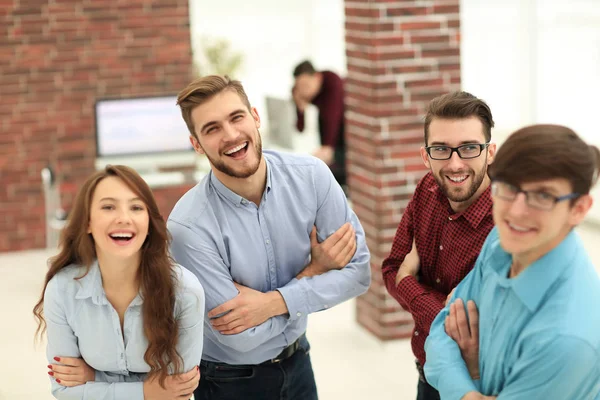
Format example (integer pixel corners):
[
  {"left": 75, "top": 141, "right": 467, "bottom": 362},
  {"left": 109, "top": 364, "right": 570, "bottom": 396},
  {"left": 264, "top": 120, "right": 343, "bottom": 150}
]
[{"left": 95, "top": 96, "right": 193, "bottom": 157}]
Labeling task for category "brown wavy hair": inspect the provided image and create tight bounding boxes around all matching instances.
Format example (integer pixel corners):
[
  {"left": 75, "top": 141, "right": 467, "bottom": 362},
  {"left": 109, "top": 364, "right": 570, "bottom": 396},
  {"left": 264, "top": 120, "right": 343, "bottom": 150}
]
[{"left": 33, "top": 165, "right": 182, "bottom": 387}]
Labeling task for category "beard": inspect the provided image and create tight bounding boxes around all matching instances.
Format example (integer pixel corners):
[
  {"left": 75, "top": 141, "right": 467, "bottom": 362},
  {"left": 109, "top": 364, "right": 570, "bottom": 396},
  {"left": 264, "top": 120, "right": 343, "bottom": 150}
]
[
  {"left": 433, "top": 156, "right": 488, "bottom": 203},
  {"left": 203, "top": 131, "right": 263, "bottom": 179}
]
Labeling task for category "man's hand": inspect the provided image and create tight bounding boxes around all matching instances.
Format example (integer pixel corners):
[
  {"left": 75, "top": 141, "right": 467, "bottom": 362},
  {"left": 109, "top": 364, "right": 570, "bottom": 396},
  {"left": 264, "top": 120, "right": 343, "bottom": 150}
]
[
  {"left": 298, "top": 223, "right": 356, "bottom": 279},
  {"left": 445, "top": 298, "right": 480, "bottom": 380},
  {"left": 208, "top": 283, "right": 288, "bottom": 335},
  {"left": 461, "top": 392, "right": 496, "bottom": 400},
  {"left": 445, "top": 287, "right": 456, "bottom": 306},
  {"left": 312, "top": 145, "right": 335, "bottom": 165},
  {"left": 143, "top": 366, "right": 200, "bottom": 400},
  {"left": 395, "top": 238, "right": 420, "bottom": 285},
  {"left": 48, "top": 357, "right": 95, "bottom": 387},
  {"left": 292, "top": 86, "right": 309, "bottom": 113}
]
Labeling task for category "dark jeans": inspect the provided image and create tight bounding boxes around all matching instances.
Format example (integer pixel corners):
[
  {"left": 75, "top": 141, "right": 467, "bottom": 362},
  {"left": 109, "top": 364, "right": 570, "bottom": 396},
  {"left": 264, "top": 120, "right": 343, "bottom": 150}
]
[
  {"left": 194, "top": 338, "right": 318, "bottom": 400},
  {"left": 417, "top": 378, "right": 440, "bottom": 400}
]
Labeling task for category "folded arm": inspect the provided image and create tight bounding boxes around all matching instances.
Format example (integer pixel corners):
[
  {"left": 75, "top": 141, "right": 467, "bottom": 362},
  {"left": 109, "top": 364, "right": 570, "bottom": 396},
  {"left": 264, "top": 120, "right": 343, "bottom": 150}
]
[
  {"left": 168, "top": 221, "right": 290, "bottom": 353},
  {"left": 276, "top": 160, "right": 371, "bottom": 321},
  {"left": 44, "top": 279, "right": 145, "bottom": 400}
]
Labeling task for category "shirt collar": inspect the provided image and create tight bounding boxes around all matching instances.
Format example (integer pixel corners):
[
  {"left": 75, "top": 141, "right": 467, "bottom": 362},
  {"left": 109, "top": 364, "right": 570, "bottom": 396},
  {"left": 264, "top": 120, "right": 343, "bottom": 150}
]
[
  {"left": 74, "top": 261, "right": 108, "bottom": 306},
  {"left": 74, "top": 260, "right": 143, "bottom": 307},
  {"left": 427, "top": 177, "right": 493, "bottom": 229},
  {"left": 208, "top": 155, "right": 273, "bottom": 206},
  {"left": 494, "top": 229, "right": 580, "bottom": 312}
]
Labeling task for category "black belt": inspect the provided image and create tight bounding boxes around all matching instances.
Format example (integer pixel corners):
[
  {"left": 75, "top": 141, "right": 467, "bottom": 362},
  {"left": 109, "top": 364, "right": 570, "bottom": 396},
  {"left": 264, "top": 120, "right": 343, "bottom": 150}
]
[{"left": 261, "top": 333, "right": 304, "bottom": 365}]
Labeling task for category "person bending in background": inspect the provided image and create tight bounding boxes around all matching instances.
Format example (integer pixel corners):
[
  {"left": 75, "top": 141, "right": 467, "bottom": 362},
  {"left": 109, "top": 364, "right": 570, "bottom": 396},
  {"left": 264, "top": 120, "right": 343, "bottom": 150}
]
[
  {"left": 292, "top": 60, "right": 347, "bottom": 188},
  {"left": 33, "top": 165, "right": 205, "bottom": 400},
  {"left": 425, "top": 125, "right": 600, "bottom": 400}
]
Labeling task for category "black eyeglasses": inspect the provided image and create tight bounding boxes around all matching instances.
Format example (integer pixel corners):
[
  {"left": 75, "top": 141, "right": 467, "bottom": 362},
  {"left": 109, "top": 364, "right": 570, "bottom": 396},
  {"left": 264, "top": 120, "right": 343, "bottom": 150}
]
[
  {"left": 425, "top": 143, "right": 489, "bottom": 160},
  {"left": 491, "top": 181, "right": 580, "bottom": 211}
]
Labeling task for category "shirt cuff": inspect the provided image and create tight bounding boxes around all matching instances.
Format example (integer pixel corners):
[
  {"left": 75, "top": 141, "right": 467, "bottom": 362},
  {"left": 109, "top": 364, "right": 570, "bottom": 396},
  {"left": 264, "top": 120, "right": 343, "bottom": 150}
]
[
  {"left": 114, "top": 381, "right": 144, "bottom": 399},
  {"left": 396, "top": 275, "right": 428, "bottom": 311},
  {"left": 434, "top": 364, "right": 478, "bottom": 400},
  {"left": 277, "top": 279, "right": 306, "bottom": 321}
]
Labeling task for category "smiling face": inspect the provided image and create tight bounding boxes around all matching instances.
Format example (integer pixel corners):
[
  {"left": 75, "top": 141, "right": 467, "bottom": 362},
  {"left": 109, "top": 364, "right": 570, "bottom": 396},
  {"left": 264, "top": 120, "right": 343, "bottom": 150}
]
[
  {"left": 492, "top": 178, "right": 592, "bottom": 267},
  {"left": 87, "top": 176, "right": 149, "bottom": 262},
  {"left": 420, "top": 116, "right": 496, "bottom": 211},
  {"left": 189, "top": 89, "right": 263, "bottom": 180}
]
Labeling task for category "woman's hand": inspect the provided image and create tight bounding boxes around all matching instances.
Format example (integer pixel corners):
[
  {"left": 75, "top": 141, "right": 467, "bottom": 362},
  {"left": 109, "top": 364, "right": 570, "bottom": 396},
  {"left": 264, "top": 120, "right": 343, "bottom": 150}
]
[{"left": 48, "top": 356, "right": 95, "bottom": 386}]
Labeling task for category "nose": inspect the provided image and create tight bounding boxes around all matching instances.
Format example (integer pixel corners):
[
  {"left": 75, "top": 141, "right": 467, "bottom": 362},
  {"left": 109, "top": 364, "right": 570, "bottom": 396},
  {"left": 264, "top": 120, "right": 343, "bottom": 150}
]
[
  {"left": 507, "top": 192, "right": 529, "bottom": 217},
  {"left": 222, "top": 122, "right": 240, "bottom": 142},
  {"left": 446, "top": 150, "right": 465, "bottom": 170},
  {"left": 115, "top": 208, "right": 132, "bottom": 225}
]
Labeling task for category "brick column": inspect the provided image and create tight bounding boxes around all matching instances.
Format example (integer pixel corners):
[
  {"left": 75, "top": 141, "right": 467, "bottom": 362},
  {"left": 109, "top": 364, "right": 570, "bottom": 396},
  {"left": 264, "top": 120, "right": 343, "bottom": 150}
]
[
  {"left": 344, "top": 0, "right": 461, "bottom": 339},
  {"left": 0, "top": 1, "right": 193, "bottom": 252}
]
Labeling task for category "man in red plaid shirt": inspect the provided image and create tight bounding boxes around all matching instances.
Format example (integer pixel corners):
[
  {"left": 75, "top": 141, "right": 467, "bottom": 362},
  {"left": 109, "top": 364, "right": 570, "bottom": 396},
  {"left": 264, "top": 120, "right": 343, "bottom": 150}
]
[{"left": 382, "top": 92, "right": 497, "bottom": 400}]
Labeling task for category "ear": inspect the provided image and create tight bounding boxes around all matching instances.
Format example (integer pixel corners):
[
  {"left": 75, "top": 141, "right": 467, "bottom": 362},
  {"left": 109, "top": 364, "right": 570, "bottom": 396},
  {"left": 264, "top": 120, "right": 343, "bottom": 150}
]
[
  {"left": 251, "top": 107, "right": 261, "bottom": 129},
  {"left": 190, "top": 135, "right": 205, "bottom": 155},
  {"left": 569, "top": 194, "right": 593, "bottom": 226},
  {"left": 420, "top": 146, "right": 431, "bottom": 169},
  {"left": 486, "top": 142, "right": 497, "bottom": 165}
]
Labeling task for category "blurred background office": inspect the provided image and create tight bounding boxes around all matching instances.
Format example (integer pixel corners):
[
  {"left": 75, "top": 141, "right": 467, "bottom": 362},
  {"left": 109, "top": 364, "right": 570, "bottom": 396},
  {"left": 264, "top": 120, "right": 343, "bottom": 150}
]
[{"left": 1, "top": 0, "right": 599, "bottom": 399}]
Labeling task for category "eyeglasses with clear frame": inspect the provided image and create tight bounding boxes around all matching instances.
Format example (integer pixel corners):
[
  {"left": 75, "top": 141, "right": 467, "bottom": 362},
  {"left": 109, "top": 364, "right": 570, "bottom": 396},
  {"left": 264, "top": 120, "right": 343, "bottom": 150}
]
[
  {"left": 491, "top": 181, "right": 580, "bottom": 211},
  {"left": 425, "top": 143, "right": 490, "bottom": 160}
]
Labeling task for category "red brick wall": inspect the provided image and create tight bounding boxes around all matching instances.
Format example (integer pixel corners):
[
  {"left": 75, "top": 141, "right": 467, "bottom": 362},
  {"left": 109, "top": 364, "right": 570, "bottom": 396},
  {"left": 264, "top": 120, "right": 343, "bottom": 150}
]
[
  {"left": 0, "top": 1, "right": 193, "bottom": 252},
  {"left": 344, "top": 0, "right": 461, "bottom": 339}
]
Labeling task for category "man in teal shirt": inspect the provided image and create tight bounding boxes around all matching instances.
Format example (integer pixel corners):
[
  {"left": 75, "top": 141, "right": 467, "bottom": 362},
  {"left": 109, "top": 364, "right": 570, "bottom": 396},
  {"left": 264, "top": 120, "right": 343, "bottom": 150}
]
[{"left": 424, "top": 124, "right": 600, "bottom": 400}]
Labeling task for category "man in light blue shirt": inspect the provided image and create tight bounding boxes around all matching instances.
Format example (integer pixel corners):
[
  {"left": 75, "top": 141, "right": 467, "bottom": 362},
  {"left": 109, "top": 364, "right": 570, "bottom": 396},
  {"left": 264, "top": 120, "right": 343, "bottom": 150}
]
[
  {"left": 168, "top": 75, "right": 371, "bottom": 400},
  {"left": 424, "top": 124, "right": 600, "bottom": 400}
]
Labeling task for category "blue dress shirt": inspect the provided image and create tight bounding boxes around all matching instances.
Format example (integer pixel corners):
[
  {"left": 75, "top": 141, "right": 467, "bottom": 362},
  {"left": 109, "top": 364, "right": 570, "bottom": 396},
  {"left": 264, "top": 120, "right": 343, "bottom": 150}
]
[
  {"left": 167, "top": 150, "right": 371, "bottom": 364},
  {"left": 44, "top": 261, "right": 205, "bottom": 399},
  {"left": 424, "top": 227, "right": 600, "bottom": 400}
]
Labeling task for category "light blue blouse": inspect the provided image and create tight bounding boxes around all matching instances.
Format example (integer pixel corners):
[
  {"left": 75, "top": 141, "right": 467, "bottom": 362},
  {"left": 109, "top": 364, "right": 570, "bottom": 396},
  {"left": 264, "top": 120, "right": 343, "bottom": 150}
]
[{"left": 44, "top": 261, "right": 205, "bottom": 399}]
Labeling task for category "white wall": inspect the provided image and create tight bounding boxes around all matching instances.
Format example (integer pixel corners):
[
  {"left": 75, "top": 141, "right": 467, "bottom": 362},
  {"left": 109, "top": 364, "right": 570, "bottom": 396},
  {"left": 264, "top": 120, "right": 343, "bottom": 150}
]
[
  {"left": 188, "top": 0, "right": 346, "bottom": 122},
  {"left": 461, "top": 0, "right": 600, "bottom": 223}
]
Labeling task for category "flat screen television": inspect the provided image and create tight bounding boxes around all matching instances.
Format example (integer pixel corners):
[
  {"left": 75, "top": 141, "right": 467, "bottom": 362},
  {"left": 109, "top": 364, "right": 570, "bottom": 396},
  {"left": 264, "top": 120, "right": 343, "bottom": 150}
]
[{"left": 94, "top": 95, "right": 196, "bottom": 171}]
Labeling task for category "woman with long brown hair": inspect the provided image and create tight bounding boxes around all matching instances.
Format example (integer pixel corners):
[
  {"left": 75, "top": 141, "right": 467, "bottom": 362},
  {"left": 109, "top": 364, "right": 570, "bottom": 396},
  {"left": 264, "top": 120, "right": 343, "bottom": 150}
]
[{"left": 33, "top": 165, "right": 205, "bottom": 399}]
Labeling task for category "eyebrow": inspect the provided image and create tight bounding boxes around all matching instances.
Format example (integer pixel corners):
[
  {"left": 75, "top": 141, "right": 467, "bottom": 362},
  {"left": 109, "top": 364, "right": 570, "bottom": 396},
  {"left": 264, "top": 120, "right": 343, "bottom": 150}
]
[
  {"left": 99, "top": 197, "right": 143, "bottom": 202},
  {"left": 200, "top": 109, "right": 247, "bottom": 133},
  {"left": 526, "top": 185, "right": 562, "bottom": 195},
  {"left": 429, "top": 140, "right": 483, "bottom": 146}
]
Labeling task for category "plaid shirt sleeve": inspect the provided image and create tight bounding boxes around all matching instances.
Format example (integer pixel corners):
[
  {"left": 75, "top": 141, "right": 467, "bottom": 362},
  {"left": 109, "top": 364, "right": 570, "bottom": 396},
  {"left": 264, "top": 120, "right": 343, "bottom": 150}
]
[
  {"left": 399, "top": 276, "right": 447, "bottom": 335},
  {"left": 382, "top": 193, "right": 446, "bottom": 332}
]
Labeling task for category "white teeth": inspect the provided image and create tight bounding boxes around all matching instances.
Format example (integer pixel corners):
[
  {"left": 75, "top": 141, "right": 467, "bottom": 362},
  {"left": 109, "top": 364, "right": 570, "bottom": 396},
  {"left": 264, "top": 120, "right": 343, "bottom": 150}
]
[
  {"left": 448, "top": 175, "right": 467, "bottom": 182},
  {"left": 225, "top": 143, "right": 247, "bottom": 155},
  {"left": 508, "top": 223, "right": 530, "bottom": 232},
  {"left": 110, "top": 233, "right": 133, "bottom": 238}
]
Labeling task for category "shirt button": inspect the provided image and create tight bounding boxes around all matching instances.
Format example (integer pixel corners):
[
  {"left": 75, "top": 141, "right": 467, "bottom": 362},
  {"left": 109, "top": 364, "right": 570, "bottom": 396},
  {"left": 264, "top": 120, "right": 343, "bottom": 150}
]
[
  {"left": 241, "top": 199, "right": 247, "bottom": 205},
  {"left": 448, "top": 216, "right": 453, "bottom": 221},
  {"left": 266, "top": 239, "right": 270, "bottom": 244},
  {"left": 414, "top": 330, "right": 419, "bottom": 336},
  {"left": 439, "top": 245, "right": 443, "bottom": 250},
  {"left": 436, "top": 278, "right": 441, "bottom": 284},
  {"left": 296, "top": 312, "right": 302, "bottom": 317}
]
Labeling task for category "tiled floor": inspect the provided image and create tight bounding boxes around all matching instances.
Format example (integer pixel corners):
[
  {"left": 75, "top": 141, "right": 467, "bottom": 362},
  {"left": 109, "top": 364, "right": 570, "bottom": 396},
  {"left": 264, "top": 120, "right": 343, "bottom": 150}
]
[{"left": 1, "top": 223, "right": 598, "bottom": 400}]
